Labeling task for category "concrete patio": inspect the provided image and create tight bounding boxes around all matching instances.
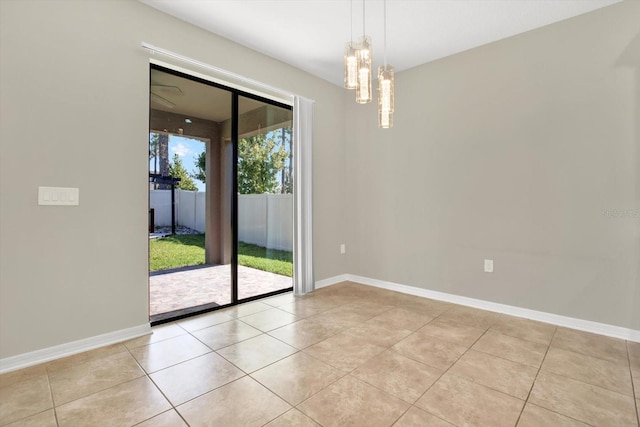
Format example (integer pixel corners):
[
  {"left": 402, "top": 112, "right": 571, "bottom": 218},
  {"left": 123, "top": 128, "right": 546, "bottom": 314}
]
[{"left": 149, "top": 264, "right": 292, "bottom": 316}]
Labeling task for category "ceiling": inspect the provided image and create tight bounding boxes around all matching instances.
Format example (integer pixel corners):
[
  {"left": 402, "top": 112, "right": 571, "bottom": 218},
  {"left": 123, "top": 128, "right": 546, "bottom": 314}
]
[
  {"left": 151, "top": 68, "right": 264, "bottom": 122},
  {"left": 140, "top": 0, "right": 621, "bottom": 87}
]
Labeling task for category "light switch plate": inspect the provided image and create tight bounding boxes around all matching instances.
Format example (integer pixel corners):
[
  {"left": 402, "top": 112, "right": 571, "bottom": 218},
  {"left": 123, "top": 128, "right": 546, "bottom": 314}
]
[
  {"left": 38, "top": 186, "right": 79, "bottom": 206},
  {"left": 484, "top": 259, "right": 494, "bottom": 273}
]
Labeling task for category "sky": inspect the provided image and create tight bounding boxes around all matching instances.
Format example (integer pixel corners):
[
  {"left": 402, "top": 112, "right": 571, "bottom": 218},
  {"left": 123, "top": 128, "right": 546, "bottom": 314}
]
[
  {"left": 150, "top": 130, "right": 292, "bottom": 193},
  {"left": 150, "top": 135, "right": 206, "bottom": 191}
]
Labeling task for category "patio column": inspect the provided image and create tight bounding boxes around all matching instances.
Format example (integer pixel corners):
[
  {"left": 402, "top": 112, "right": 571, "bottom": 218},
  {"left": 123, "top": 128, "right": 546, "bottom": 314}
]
[{"left": 205, "top": 133, "right": 232, "bottom": 265}]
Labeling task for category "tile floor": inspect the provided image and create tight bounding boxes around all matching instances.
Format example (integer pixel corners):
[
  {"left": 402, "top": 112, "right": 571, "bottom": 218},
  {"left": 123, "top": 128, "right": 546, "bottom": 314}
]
[{"left": 1, "top": 281, "right": 639, "bottom": 427}]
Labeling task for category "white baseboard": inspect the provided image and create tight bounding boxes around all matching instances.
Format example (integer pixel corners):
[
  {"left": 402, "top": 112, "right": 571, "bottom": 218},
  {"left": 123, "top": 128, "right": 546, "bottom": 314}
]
[
  {"left": 0, "top": 323, "right": 151, "bottom": 374},
  {"left": 316, "top": 274, "right": 640, "bottom": 343},
  {"left": 315, "top": 274, "right": 350, "bottom": 289}
]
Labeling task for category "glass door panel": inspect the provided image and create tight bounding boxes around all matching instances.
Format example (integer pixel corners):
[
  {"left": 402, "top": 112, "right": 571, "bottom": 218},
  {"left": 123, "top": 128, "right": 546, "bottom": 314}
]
[
  {"left": 236, "top": 96, "right": 294, "bottom": 300},
  {"left": 149, "top": 66, "right": 233, "bottom": 321}
]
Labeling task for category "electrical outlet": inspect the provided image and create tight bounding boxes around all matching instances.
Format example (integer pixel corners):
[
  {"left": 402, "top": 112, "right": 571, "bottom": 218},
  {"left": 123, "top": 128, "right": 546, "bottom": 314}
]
[
  {"left": 340, "top": 244, "right": 346, "bottom": 254},
  {"left": 484, "top": 259, "right": 494, "bottom": 273}
]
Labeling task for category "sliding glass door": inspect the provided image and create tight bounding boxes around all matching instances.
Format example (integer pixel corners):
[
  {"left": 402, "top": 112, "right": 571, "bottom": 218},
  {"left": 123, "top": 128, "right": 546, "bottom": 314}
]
[{"left": 149, "top": 65, "right": 293, "bottom": 323}]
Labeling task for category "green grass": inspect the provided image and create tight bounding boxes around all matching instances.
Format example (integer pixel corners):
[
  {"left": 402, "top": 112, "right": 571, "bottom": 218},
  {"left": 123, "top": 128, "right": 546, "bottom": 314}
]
[{"left": 149, "top": 234, "right": 293, "bottom": 277}]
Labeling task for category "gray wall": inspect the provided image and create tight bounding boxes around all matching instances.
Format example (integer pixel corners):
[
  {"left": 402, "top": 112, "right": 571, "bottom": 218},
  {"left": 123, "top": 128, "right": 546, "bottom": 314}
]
[
  {"left": 346, "top": 1, "right": 640, "bottom": 330},
  {"left": 0, "top": 0, "right": 347, "bottom": 358}
]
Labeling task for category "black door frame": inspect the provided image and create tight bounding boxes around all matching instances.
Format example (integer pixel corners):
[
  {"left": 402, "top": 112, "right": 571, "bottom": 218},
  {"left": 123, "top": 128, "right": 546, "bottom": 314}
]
[{"left": 149, "top": 64, "right": 293, "bottom": 326}]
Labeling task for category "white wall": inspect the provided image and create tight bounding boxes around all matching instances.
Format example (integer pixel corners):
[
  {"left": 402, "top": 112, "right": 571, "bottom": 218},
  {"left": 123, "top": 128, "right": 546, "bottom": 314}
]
[
  {"left": 0, "top": 0, "right": 347, "bottom": 359},
  {"left": 345, "top": 1, "right": 640, "bottom": 330}
]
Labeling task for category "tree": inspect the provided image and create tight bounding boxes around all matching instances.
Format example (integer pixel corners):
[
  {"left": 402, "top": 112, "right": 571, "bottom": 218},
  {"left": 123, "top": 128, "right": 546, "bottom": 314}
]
[
  {"left": 191, "top": 151, "right": 206, "bottom": 184},
  {"left": 169, "top": 153, "right": 198, "bottom": 191},
  {"left": 278, "top": 127, "right": 293, "bottom": 194},
  {"left": 238, "top": 132, "right": 288, "bottom": 194},
  {"left": 149, "top": 133, "right": 159, "bottom": 161}
]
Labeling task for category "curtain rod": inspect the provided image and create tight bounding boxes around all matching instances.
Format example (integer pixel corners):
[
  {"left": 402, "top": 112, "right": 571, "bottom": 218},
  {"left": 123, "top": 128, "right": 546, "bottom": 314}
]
[{"left": 141, "top": 42, "right": 294, "bottom": 101}]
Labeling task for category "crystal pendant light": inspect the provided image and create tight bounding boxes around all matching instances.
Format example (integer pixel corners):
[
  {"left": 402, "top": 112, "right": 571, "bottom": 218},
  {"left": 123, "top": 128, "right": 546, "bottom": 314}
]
[
  {"left": 344, "top": 1, "right": 358, "bottom": 89},
  {"left": 378, "top": 65, "right": 394, "bottom": 128},
  {"left": 378, "top": 0, "right": 394, "bottom": 128},
  {"left": 344, "top": 43, "right": 358, "bottom": 89},
  {"left": 355, "top": 0, "right": 372, "bottom": 104},
  {"left": 356, "top": 35, "right": 372, "bottom": 103}
]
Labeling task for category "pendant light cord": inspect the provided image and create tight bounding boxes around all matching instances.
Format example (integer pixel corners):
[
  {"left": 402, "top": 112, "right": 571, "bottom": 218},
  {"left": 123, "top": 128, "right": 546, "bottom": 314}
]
[
  {"left": 362, "top": 0, "right": 366, "bottom": 37},
  {"left": 383, "top": 0, "right": 387, "bottom": 66},
  {"left": 350, "top": 0, "right": 353, "bottom": 42}
]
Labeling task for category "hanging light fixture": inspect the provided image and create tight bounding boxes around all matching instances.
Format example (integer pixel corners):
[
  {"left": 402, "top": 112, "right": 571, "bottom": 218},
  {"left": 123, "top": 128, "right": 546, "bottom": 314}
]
[
  {"left": 355, "top": 0, "right": 372, "bottom": 104},
  {"left": 344, "top": 1, "right": 358, "bottom": 90},
  {"left": 378, "top": 0, "right": 394, "bottom": 128}
]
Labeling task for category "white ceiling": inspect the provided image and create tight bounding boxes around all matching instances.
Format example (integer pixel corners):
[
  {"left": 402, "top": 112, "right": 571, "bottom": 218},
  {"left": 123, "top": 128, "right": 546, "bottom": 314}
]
[{"left": 140, "top": 0, "right": 621, "bottom": 87}]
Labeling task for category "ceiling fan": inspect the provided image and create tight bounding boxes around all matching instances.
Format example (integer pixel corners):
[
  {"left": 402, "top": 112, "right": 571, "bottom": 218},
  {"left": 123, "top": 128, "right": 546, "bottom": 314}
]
[{"left": 150, "top": 83, "right": 183, "bottom": 108}]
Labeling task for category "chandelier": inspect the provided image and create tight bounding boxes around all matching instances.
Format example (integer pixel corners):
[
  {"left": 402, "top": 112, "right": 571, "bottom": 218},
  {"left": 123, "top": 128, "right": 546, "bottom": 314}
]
[{"left": 343, "top": 0, "right": 394, "bottom": 128}]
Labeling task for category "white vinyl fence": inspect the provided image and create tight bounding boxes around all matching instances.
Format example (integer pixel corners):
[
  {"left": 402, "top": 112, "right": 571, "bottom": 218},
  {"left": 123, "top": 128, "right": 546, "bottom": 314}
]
[{"left": 149, "top": 190, "right": 293, "bottom": 251}]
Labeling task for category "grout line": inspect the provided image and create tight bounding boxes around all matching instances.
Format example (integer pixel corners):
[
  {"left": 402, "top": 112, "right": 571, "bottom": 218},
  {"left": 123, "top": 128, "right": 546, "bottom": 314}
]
[
  {"left": 511, "top": 331, "right": 598, "bottom": 427},
  {"left": 626, "top": 342, "right": 640, "bottom": 427},
  {"left": 514, "top": 327, "right": 556, "bottom": 426},
  {"left": 396, "top": 326, "right": 494, "bottom": 426}
]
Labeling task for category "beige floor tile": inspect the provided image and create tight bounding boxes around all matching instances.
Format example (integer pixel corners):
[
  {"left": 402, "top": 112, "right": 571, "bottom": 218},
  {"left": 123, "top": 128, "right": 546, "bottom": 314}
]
[
  {"left": 277, "top": 298, "right": 341, "bottom": 318},
  {"left": 191, "top": 320, "right": 262, "bottom": 350},
  {"left": 262, "top": 293, "right": 296, "bottom": 308},
  {"left": 129, "top": 334, "right": 211, "bottom": 373},
  {"left": 305, "top": 308, "right": 363, "bottom": 330},
  {"left": 223, "top": 301, "right": 272, "bottom": 318},
  {"left": 473, "top": 331, "right": 547, "bottom": 367},
  {"left": 303, "top": 333, "right": 386, "bottom": 372},
  {"left": 0, "top": 365, "right": 47, "bottom": 388},
  {"left": 366, "top": 307, "right": 433, "bottom": 332},
  {"left": 436, "top": 306, "right": 497, "bottom": 329},
  {"left": 268, "top": 318, "right": 344, "bottom": 349},
  {"left": 3, "top": 409, "right": 57, "bottom": 427},
  {"left": 177, "top": 376, "right": 290, "bottom": 427},
  {"left": 0, "top": 374, "right": 52, "bottom": 425},
  {"left": 529, "top": 371, "right": 637, "bottom": 426},
  {"left": 46, "top": 343, "right": 127, "bottom": 372},
  {"left": 216, "top": 334, "right": 297, "bottom": 373},
  {"left": 416, "top": 319, "right": 485, "bottom": 347},
  {"left": 628, "top": 341, "right": 640, "bottom": 393},
  {"left": 56, "top": 376, "right": 170, "bottom": 427},
  {"left": 415, "top": 373, "right": 524, "bottom": 427},
  {"left": 176, "top": 310, "right": 234, "bottom": 332},
  {"left": 393, "top": 406, "right": 454, "bottom": 427},
  {"left": 341, "top": 322, "right": 412, "bottom": 348},
  {"left": 542, "top": 347, "right": 633, "bottom": 396},
  {"left": 135, "top": 410, "right": 187, "bottom": 427},
  {"left": 551, "top": 328, "right": 628, "bottom": 364},
  {"left": 392, "top": 334, "right": 467, "bottom": 370},
  {"left": 448, "top": 349, "right": 537, "bottom": 400},
  {"left": 124, "top": 323, "right": 187, "bottom": 350},
  {"left": 628, "top": 341, "right": 640, "bottom": 367},
  {"left": 490, "top": 316, "right": 556, "bottom": 345},
  {"left": 298, "top": 375, "right": 409, "bottom": 427},
  {"left": 341, "top": 302, "right": 396, "bottom": 318},
  {"left": 239, "top": 308, "right": 298, "bottom": 332},
  {"left": 397, "top": 297, "right": 453, "bottom": 318},
  {"left": 352, "top": 350, "right": 442, "bottom": 403},
  {"left": 251, "top": 352, "right": 343, "bottom": 405},
  {"left": 310, "top": 304, "right": 380, "bottom": 327},
  {"left": 264, "top": 408, "right": 320, "bottom": 426},
  {"left": 49, "top": 351, "right": 145, "bottom": 405},
  {"left": 150, "top": 352, "right": 245, "bottom": 405},
  {"left": 517, "top": 403, "right": 590, "bottom": 427}
]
